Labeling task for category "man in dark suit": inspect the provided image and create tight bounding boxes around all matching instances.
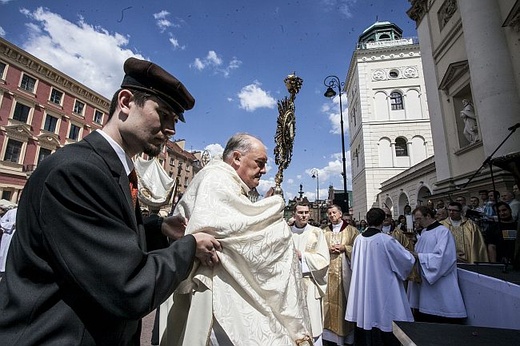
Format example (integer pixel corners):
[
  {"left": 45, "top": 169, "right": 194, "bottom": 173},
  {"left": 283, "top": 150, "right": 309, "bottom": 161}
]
[{"left": 0, "top": 57, "right": 221, "bottom": 345}]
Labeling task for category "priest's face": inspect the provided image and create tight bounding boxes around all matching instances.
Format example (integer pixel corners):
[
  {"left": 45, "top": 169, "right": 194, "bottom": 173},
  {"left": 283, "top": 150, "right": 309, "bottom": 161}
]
[
  {"left": 327, "top": 206, "right": 343, "bottom": 225},
  {"left": 294, "top": 205, "right": 310, "bottom": 228},
  {"left": 447, "top": 206, "right": 462, "bottom": 221},
  {"left": 234, "top": 138, "right": 268, "bottom": 189}
]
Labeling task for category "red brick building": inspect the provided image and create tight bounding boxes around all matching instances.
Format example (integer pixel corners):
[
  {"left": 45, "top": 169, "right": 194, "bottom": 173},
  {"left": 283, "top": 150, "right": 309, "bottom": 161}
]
[{"left": 0, "top": 37, "right": 109, "bottom": 203}]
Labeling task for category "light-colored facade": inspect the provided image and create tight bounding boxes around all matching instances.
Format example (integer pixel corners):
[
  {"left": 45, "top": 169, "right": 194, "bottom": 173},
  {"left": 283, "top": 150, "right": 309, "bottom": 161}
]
[
  {"left": 402, "top": 0, "right": 520, "bottom": 205},
  {"left": 0, "top": 37, "right": 108, "bottom": 203},
  {"left": 346, "top": 22, "right": 434, "bottom": 221}
]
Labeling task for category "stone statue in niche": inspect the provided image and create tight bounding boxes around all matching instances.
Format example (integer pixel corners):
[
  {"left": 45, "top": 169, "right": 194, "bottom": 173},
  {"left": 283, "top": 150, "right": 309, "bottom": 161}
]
[{"left": 460, "top": 99, "right": 479, "bottom": 144}]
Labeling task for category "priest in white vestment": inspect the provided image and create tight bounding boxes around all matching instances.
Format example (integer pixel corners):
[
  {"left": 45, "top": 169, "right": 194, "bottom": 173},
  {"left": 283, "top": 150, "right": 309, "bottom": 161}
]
[
  {"left": 408, "top": 206, "right": 467, "bottom": 322},
  {"left": 159, "top": 133, "right": 312, "bottom": 346},
  {"left": 346, "top": 208, "right": 415, "bottom": 346},
  {"left": 291, "top": 202, "right": 330, "bottom": 346}
]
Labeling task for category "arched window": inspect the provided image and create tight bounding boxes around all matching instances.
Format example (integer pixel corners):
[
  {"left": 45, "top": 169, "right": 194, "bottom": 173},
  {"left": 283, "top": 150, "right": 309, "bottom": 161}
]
[
  {"left": 395, "top": 137, "right": 408, "bottom": 157},
  {"left": 390, "top": 91, "right": 404, "bottom": 110}
]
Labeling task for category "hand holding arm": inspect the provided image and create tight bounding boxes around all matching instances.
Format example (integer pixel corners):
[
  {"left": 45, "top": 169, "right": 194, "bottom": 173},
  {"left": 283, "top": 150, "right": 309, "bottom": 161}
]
[
  {"left": 192, "top": 233, "right": 222, "bottom": 267},
  {"left": 161, "top": 215, "right": 188, "bottom": 241}
]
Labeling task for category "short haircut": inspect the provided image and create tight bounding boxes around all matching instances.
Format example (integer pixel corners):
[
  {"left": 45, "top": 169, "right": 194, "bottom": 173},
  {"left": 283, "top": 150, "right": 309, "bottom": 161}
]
[
  {"left": 108, "top": 88, "right": 154, "bottom": 119},
  {"left": 222, "top": 133, "right": 262, "bottom": 161},
  {"left": 413, "top": 205, "right": 436, "bottom": 218},
  {"left": 448, "top": 201, "right": 463, "bottom": 211},
  {"left": 293, "top": 201, "right": 310, "bottom": 212},
  {"left": 366, "top": 208, "right": 385, "bottom": 227},
  {"left": 327, "top": 204, "right": 343, "bottom": 213},
  {"left": 494, "top": 201, "right": 511, "bottom": 213},
  {"left": 470, "top": 196, "right": 479, "bottom": 203}
]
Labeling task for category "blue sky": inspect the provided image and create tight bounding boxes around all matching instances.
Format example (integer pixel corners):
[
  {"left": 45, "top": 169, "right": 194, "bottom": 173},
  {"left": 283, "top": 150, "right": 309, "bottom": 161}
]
[{"left": 0, "top": 0, "right": 417, "bottom": 201}]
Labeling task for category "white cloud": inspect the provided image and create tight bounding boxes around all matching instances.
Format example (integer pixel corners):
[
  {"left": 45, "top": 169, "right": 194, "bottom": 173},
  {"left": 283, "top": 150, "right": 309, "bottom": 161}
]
[
  {"left": 1, "top": 0, "right": 16, "bottom": 4},
  {"left": 237, "top": 81, "right": 277, "bottom": 112},
  {"left": 168, "top": 36, "right": 184, "bottom": 50},
  {"left": 0, "top": 26, "right": 5, "bottom": 37},
  {"left": 321, "top": 0, "right": 358, "bottom": 18},
  {"left": 323, "top": 93, "right": 349, "bottom": 135},
  {"left": 153, "top": 11, "right": 172, "bottom": 32},
  {"left": 19, "top": 7, "right": 142, "bottom": 98},
  {"left": 190, "top": 51, "right": 241, "bottom": 77},
  {"left": 310, "top": 151, "right": 352, "bottom": 190}
]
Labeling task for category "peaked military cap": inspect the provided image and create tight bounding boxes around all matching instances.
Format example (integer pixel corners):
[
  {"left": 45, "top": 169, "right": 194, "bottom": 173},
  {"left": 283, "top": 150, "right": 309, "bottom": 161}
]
[{"left": 121, "top": 57, "right": 195, "bottom": 122}]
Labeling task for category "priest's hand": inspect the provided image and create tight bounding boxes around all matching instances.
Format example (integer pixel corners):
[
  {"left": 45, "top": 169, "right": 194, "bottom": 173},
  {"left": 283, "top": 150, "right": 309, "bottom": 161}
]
[
  {"left": 161, "top": 215, "right": 188, "bottom": 241},
  {"left": 192, "top": 233, "right": 222, "bottom": 267}
]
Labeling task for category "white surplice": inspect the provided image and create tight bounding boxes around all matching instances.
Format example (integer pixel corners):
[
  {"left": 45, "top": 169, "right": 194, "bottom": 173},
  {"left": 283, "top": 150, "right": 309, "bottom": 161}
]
[
  {"left": 291, "top": 224, "right": 330, "bottom": 338},
  {"left": 407, "top": 222, "right": 467, "bottom": 318},
  {"left": 159, "top": 159, "right": 311, "bottom": 346},
  {"left": 346, "top": 231, "right": 415, "bottom": 332}
]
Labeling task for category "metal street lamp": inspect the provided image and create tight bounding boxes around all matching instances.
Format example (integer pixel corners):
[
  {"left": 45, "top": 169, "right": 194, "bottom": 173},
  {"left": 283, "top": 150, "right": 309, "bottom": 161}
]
[
  {"left": 311, "top": 168, "right": 319, "bottom": 201},
  {"left": 323, "top": 75, "right": 349, "bottom": 215}
]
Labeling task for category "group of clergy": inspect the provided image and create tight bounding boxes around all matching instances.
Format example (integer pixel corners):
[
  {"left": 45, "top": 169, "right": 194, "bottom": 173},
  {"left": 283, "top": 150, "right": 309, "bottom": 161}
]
[{"left": 290, "top": 203, "right": 470, "bottom": 346}]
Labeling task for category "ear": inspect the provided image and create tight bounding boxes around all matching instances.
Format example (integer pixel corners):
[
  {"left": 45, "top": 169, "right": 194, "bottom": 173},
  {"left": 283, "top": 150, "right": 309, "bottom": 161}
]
[
  {"left": 231, "top": 151, "right": 241, "bottom": 167},
  {"left": 118, "top": 89, "right": 133, "bottom": 115}
]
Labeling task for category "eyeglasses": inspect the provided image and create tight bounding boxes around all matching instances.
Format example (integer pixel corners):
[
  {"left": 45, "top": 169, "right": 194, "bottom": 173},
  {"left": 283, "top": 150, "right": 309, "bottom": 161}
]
[{"left": 385, "top": 214, "right": 392, "bottom": 217}]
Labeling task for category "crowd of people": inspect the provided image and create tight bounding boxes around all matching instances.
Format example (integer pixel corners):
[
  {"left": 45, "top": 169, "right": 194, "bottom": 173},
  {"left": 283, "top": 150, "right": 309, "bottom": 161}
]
[{"left": 0, "top": 56, "right": 518, "bottom": 345}]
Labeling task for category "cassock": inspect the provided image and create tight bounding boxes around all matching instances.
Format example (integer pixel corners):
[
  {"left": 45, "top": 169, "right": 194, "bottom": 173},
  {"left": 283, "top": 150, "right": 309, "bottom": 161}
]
[
  {"left": 440, "top": 217, "right": 488, "bottom": 263},
  {"left": 407, "top": 222, "right": 467, "bottom": 318},
  {"left": 346, "top": 229, "right": 415, "bottom": 332},
  {"left": 159, "top": 159, "right": 311, "bottom": 346},
  {"left": 291, "top": 224, "right": 330, "bottom": 338}
]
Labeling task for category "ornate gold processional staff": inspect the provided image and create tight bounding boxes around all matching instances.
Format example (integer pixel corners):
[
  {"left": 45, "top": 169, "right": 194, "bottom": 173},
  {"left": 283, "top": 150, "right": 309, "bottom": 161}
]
[{"left": 273, "top": 73, "right": 303, "bottom": 196}]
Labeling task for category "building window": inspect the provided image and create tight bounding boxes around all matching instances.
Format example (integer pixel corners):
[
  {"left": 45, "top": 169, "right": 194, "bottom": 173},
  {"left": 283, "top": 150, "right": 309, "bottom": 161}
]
[
  {"left": 93, "top": 110, "right": 103, "bottom": 124},
  {"left": 73, "top": 100, "right": 85, "bottom": 115},
  {"left": 390, "top": 91, "right": 404, "bottom": 110},
  {"left": 20, "top": 74, "right": 36, "bottom": 93},
  {"left": 169, "top": 157, "right": 175, "bottom": 165},
  {"left": 69, "top": 124, "right": 81, "bottom": 140},
  {"left": 395, "top": 137, "right": 408, "bottom": 157},
  {"left": 0, "top": 61, "right": 6, "bottom": 79},
  {"left": 44, "top": 115, "right": 58, "bottom": 132},
  {"left": 49, "top": 88, "right": 64, "bottom": 105},
  {"left": 13, "top": 102, "right": 31, "bottom": 123},
  {"left": 4, "top": 139, "right": 23, "bottom": 163},
  {"left": 389, "top": 70, "right": 399, "bottom": 78},
  {"left": 1, "top": 191, "right": 12, "bottom": 200},
  {"left": 38, "top": 148, "right": 52, "bottom": 164}
]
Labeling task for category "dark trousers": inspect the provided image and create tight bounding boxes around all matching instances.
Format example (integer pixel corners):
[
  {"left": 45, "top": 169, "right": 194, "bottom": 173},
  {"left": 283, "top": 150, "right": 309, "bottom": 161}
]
[
  {"left": 414, "top": 310, "right": 465, "bottom": 325},
  {"left": 354, "top": 327, "right": 400, "bottom": 346}
]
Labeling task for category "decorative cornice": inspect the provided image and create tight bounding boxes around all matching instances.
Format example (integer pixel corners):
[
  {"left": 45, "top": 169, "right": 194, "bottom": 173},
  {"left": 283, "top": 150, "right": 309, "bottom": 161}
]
[
  {"left": 0, "top": 38, "right": 109, "bottom": 110},
  {"left": 407, "top": 0, "right": 432, "bottom": 24},
  {"left": 372, "top": 66, "right": 419, "bottom": 81}
]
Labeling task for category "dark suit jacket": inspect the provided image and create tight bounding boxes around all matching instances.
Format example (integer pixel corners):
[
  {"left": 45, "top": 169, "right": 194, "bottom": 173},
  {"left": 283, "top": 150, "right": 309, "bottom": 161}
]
[{"left": 0, "top": 131, "right": 196, "bottom": 345}]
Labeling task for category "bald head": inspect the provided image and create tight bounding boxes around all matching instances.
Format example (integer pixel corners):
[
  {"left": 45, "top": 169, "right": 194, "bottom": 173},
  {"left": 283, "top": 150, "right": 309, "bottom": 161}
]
[{"left": 223, "top": 133, "right": 268, "bottom": 189}]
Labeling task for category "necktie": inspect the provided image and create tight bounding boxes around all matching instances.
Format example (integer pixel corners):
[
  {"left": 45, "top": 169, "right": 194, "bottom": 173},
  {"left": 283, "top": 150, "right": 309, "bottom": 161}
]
[{"left": 128, "top": 169, "right": 139, "bottom": 209}]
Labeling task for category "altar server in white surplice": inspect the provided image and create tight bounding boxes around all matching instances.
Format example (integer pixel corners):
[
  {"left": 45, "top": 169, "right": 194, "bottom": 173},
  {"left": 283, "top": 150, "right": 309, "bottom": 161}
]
[
  {"left": 159, "top": 133, "right": 312, "bottom": 346},
  {"left": 291, "top": 201, "right": 330, "bottom": 346},
  {"left": 408, "top": 206, "right": 467, "bottom": 323},
  {"left": 346, "top": 208, "right": 415, "bottom": 346}
]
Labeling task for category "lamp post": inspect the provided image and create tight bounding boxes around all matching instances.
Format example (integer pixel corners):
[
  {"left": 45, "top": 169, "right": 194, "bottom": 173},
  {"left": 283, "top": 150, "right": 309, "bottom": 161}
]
[
  {"left": 311, "top": 168, "right": 320, "bottom": 202},
  {"left": 324, "top": 75, "right": 349, "bottom": 215}
]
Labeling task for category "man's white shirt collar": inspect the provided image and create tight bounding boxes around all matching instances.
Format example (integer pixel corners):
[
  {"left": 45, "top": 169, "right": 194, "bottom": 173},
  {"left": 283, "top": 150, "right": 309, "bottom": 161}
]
[{"left": 97, "top": 129, "right": 134, "bottom": 175}]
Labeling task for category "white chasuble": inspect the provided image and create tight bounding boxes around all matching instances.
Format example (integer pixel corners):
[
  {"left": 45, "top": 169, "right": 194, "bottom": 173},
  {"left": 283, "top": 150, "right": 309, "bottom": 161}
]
[{"left": 159, "top": 160, "right": 311, "bottom": 346}]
